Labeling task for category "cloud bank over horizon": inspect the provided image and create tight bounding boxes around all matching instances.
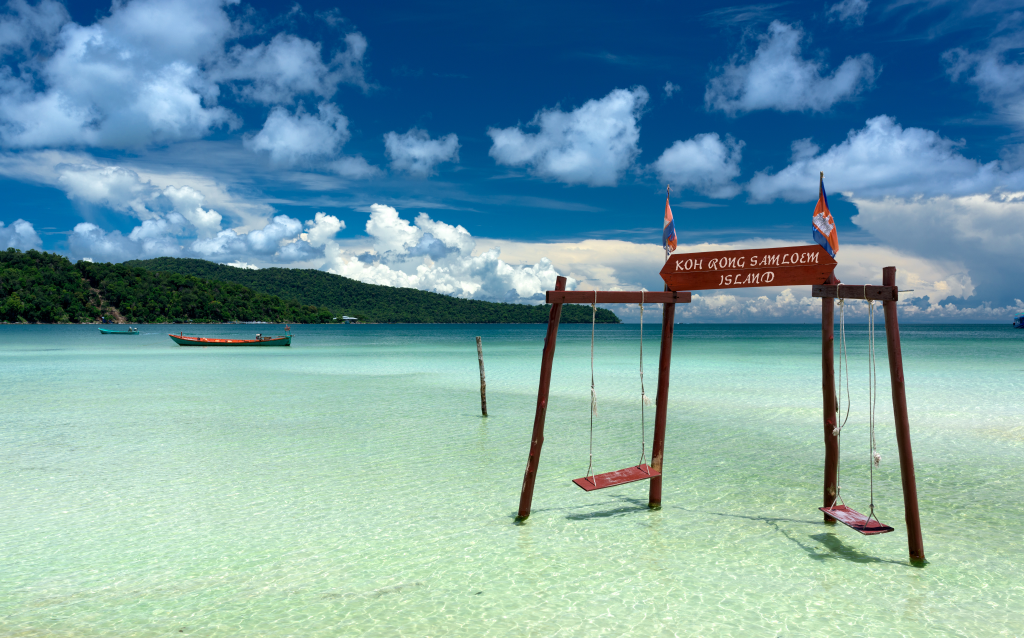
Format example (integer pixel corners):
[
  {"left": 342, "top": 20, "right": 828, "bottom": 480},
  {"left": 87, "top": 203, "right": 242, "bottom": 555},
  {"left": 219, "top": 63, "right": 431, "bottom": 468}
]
[{"left": 1, "top": 0, "right": 1022, "bottom": 321}]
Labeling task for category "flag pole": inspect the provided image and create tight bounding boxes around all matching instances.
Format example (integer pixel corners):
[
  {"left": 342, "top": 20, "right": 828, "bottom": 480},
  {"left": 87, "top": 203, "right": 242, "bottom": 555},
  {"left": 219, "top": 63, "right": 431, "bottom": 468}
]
[{"left": 665, "top": 184, "right": 672, "bottom": 263}]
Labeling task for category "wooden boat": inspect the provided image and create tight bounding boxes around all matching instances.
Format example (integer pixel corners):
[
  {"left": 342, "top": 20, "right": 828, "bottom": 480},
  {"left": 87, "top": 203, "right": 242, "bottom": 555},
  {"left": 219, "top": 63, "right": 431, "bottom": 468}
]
[
  {"left": 99, "top": 327, "right": 138, "bottom": 334},
  {"left": 168, "top": 333, "right": 291, "bottom": 346},
  {"left": 1014, "top": 313, "right": 1023, "bottom": 329}
]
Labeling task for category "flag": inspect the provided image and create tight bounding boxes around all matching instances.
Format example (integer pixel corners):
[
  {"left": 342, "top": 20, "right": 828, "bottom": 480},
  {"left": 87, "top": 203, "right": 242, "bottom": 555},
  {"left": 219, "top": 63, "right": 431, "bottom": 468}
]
[
  {"left": 812, "top": 172, "right": 838, "bottom": 258},
  {"left": 662, "top": 189, "right": 677, "bottom": 255}
]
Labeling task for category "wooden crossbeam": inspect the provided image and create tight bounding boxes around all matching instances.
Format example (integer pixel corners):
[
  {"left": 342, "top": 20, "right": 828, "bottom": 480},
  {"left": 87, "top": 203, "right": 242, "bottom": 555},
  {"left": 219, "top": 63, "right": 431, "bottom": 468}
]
[
  {"left": 546, "top": 291, "right": 691, "bottom": 304},
  {"left": 812, "top": 285, "right": 898, "bottom": 301}
]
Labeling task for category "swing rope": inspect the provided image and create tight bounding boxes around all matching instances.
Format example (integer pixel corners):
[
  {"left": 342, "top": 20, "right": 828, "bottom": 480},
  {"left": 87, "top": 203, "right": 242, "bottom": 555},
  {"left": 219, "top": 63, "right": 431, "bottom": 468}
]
[
  {"left": 829, "top": 290, "right": 883, "bottom": 525},
  {"left": 830, "top": 298, "right": 852, "bottom": 508},
  {"left": 638, "top": 291, "right": 651, "bottom": 470},
  {"left": 585, "top": 290, "right": 598, "bottom": 484},
  {"left": 866, "top": 290, "right": 881, "bottom": 525}
]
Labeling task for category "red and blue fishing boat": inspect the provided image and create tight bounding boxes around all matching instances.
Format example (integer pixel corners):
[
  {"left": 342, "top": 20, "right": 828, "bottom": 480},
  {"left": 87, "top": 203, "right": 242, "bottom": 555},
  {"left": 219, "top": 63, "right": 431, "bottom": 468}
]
[{"left": 169, "top": 332, "right": 291, "bottom": 346}]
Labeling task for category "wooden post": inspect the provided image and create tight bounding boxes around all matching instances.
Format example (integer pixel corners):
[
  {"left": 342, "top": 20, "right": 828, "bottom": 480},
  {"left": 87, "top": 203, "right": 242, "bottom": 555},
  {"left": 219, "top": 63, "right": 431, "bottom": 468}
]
[
  {"left": 476, "top": 336, "right": 488, "bottom": 417},
  {"left": 822, "top": 273, "right": 839, "bottom": 523},
  {"left": 647, "top": 295, "right": 676, "bottom": 509},
  {"left": 516, "top": 276, "right": 567, "bottom": 521},
  {"left": 881, "top": 267, "right": 925, "bottom": 563}
]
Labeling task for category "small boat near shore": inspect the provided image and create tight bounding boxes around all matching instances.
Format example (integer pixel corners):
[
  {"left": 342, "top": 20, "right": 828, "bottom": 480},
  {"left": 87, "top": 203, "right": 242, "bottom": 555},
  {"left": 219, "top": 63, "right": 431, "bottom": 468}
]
[
  {"left": 169, "top": 333, "right": 291, "bottom": 346},
  {"left": 1015, "top": 313, "right": 1023, "bottom": 329},
  {"left": 99, "top": 327, "right": 138, "bottom": 334}
]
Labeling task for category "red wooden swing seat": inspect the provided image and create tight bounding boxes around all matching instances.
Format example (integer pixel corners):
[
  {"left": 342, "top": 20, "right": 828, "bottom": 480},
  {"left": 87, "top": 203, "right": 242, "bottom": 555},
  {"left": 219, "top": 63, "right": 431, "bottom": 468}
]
[
  {"left": 820, "top": 505, "right": 894, "bottom": 535},
  {"left": 572, "top": 464, "right": 659, "bottom": 491}
]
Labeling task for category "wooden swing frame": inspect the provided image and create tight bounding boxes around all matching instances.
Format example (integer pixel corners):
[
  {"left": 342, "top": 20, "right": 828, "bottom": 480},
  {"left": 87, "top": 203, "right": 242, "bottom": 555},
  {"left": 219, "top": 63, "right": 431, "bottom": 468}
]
[{"left": 515, "top": 265, "right": 925, "bottom": 564}]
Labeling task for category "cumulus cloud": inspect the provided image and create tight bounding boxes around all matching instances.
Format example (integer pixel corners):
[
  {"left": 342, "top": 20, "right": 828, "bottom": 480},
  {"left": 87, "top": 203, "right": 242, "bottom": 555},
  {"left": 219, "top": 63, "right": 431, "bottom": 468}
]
[
  {"left": 323, "top": 204, "right": 575, "bottom": 301},
  {"left": 471, "top": 235, "right": 991, "bottom": 321},
  {"left": 705, "top": 21, "right": 876, "bottom": 115},
  {"left": 664, "top": 81, "right": 680, "bottom": 97},
  {"left": 827, "top": 0, "right": 869, "bottom": 25},
  {"left": 212, "top": 31, "right": 371, "bottom": 104},
  {"left": 944, "top": 26, "right": 1024, "bottom": 129},
  {"left": 487, "top": 87, "right": 649, "bottom": 186},
  {"left": 384, "top": 128, "right": 460, "bottom": 177},
  {"left": 66, "top": 212, "right": 321, "bottom": 265},
  {"left": 162, "top": 185, "right": 223, "bottom": 239},
  {"left": 69, "top": 223, "right": 145, "bottom": 263},
  {"left": 0, "top": 0, "right": 238, "bottom": 148},
  {"left": 303, "top": 212, "right": 345, "bottom": 247},
  {"left": 51, "top": 162, "right": 226, "bottom": 239},
  {"left": 0, "top": 0, "right": 68, "bottom": 54},
  {"left": 850, "top": 192, "right": 1024, "bottom": 306},
  {"left": 747, "top": 115, "right": 1024, "bottom": 202},
  {"left": 245, "top": 102, "right": 350, "bottom": 166},
  {"left": 0, "top": 218, "right": 41, "bottom": 250},
  {"left": 652, "top": 133, "right": 744, "bottom": 198},
  {"left": 0, "top": 0, "right": 373, "bottom": 149}
]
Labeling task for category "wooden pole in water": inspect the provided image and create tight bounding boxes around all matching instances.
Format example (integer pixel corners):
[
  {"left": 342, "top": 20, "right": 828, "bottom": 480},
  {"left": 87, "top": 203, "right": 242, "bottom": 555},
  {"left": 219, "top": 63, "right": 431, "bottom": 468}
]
[
  {"left": 648, "top": 292, "right": 676, "bottom": 509},
  {"left": 476, "top": 336, "right": 488, "bottom": 417},
  {"left": 822, "top": 273, "right": 839, "bottom": 523},
  {"left": 516, "top": 276, "right": 567, "bottom": 521},
  {"left": 881, "top": 266, "right": 925, "bottom": 563}
]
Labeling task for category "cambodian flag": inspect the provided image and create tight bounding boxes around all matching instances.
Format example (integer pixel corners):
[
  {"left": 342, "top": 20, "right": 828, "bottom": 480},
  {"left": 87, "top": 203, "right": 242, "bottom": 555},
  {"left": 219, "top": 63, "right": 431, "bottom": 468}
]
[
  {"left": 812, "top": 172, "right": 838, "bottom": 258},
  {"left": 663, "top": 191, "right": 677, "bottom": 255}
]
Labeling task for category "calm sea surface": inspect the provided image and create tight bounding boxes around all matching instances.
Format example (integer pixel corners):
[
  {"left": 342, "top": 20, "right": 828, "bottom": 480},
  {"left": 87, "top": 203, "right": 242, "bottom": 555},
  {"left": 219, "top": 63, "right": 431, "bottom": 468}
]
[{"left": 1, "top": 323, "right": 1022, "bottom": 636}]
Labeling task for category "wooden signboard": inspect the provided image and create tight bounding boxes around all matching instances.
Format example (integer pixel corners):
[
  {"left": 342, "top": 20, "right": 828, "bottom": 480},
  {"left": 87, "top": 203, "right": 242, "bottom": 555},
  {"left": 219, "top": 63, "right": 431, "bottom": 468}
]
[{"left": 660, "top": 245, "right": 836, "bottom": 291}]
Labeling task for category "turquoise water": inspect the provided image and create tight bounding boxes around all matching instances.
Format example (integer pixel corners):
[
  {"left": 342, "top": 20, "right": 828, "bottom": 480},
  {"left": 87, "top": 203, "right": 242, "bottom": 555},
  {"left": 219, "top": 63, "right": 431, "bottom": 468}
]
[{"left": 1, "top": 323, "right": 1022, "bottom": 636}]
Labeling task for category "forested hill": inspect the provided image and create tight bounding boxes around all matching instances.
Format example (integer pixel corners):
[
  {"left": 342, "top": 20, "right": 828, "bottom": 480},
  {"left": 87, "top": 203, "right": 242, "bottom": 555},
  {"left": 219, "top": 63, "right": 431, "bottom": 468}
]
[
  {"left": 125, "top": 257, "right": 620, "bottom": 324},
  {"left": 1, "top": 249, "right": 335, "bottom": 324}
]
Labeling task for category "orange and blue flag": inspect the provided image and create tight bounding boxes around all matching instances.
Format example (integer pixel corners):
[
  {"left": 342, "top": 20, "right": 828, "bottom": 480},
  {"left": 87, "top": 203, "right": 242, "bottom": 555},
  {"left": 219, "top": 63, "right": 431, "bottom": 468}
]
[
  {"left": 812, "top": 172, "right": 838, "bottom": 258},
  {"left": 663, "top": 189, "right": 677, "bottom": 255}
]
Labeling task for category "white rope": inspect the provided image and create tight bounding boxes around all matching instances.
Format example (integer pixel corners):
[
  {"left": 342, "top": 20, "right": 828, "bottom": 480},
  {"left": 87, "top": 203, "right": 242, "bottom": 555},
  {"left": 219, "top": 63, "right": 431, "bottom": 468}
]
[
  {"left": 639, "top": 290, "right": 650, "bottom": 469},
  {"left": 585, "top": 290, "right": 597, "bottom": 483},
  {"left": 866, "top": 290, "right": 881, "bottom": 524},
  {"left": 830, "top": 298, "right": 852, "bottom": 509}
]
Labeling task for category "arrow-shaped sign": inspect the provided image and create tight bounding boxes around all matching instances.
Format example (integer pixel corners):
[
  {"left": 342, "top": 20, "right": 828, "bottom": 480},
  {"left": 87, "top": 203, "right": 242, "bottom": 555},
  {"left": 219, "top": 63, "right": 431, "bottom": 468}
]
[{"left": 660, "top": 245, "right": 837, "bottom": 291}]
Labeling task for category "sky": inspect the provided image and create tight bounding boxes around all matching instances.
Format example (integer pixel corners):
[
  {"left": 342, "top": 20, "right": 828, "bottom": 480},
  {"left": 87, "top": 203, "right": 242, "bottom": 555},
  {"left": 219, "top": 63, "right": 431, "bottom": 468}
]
[{"left": 1, "top": 0, "right": 1023, "bottom": 322}]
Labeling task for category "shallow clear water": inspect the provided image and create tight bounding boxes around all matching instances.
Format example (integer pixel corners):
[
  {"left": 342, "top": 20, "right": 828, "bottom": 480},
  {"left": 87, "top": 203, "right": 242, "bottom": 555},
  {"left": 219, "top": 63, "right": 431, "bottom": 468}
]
[{"left": 1, "top": 323, "right": 1022, "bottom": 636}]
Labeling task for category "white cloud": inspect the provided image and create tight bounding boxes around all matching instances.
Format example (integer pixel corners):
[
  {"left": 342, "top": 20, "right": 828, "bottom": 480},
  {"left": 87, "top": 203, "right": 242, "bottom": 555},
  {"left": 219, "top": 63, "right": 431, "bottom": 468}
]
[
  {"left": 0, "top": 0, "right": 372, "bottom": 149},
  {"left": 329, "top": 155, "right": 380, "bottom": 178},
  {"left": 364, "top": 203, "right": 420, "bottom": 254},
  {"left": 245, "top": 102, "right": 350, "bottom": 166},
  {"left": 384, "top": 128, "right": 460, "bottom": 177},
  {"left": 487, "top": 86, "right": 649, "bottom": 186},
  {"left": 0, "top": 218, "right": 42, "bottom": 250},
  {"left": 0, "top": 0, "right": 68, "bottom": 54},
  {"left": 212, "top": 31, "right": 370, "bottom": 104},
  {"left": 469, "top": 235, "right": 988, "bottom": 321},
  {"left": 0, "top": 150, "right": 275, "bottom": 233},
  {"left": 850, "top": 192, "right": 1024, "bottom": 305},
  {"left": 162, "top": 185, "right": 223, "bottom": 239},
  {"left": 705, "top": 21, "right": 876, "bottom": 115},
  {"left": 303, "top": 212, "right": 345, "bottom": 247},
  {"left": 0, "top": 0, "right": 238, "bottom": 148},
  {"left": 244, "top": 215, "right": 303, "bottom": 254},
  {"left": 69, "top": 222, "right": 144, "bottom": 262},
  {"left": 329, "top": 32, "right": 371, "bottom": 93},
  {"left": 652, "top": 133, "right": 744, "bottom": 198},
  {"left": 944, "top": 27, "right": 1024, "bottom": 129},
  {"left": 747, "top": 115, "right": 1024, "bottom": 202},
  {"left": 827, "top": 0, "right": 869, "bottom": 25},
  {"left": 323, "top": 204, "right": 577, "bottom": 301},
  {"left": 664, "top": 81, "right": 680, "bottom": 97},
  {"left": 56, "top": 164, "right": 156, "bottom": 216}
]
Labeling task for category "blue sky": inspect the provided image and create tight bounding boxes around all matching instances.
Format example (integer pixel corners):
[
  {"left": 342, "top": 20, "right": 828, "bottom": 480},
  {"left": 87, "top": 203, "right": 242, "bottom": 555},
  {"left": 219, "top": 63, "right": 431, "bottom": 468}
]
[{"left": 1, "top": 0, "right": 1022, "bottom": 321}]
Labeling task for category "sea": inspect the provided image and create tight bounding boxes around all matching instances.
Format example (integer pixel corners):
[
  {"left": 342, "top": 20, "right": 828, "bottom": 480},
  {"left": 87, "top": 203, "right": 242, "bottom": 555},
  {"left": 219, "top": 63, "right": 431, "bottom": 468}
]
[{"left": 1, "top": 322, "right": 1021, "bottom": 637}]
